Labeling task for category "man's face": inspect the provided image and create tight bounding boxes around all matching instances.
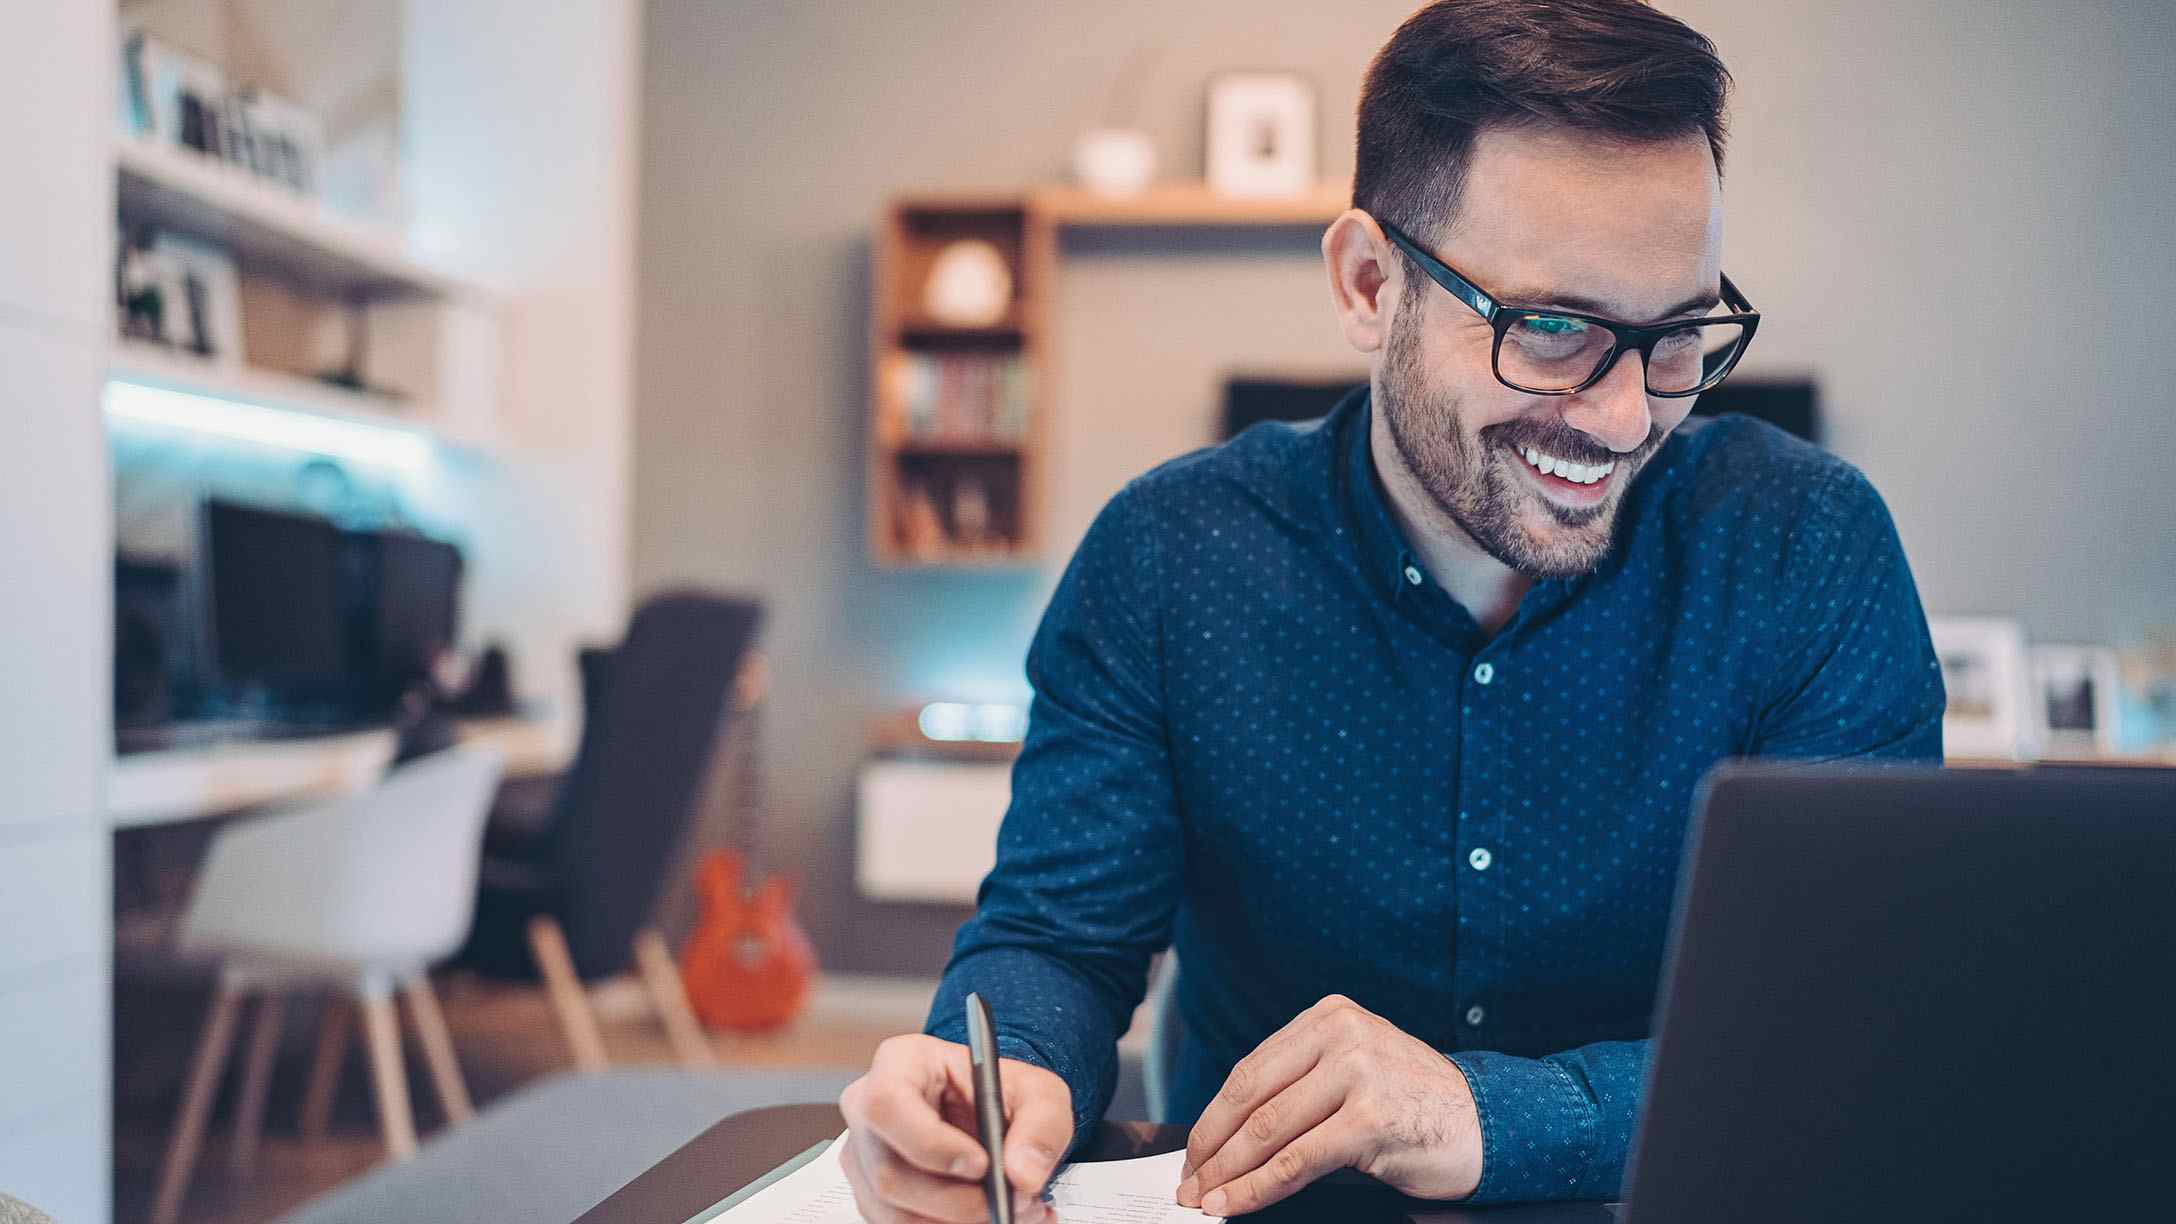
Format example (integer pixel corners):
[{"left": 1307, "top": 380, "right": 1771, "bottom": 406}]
[{"left": 1377, "top": 125, "right": 1724, "bottom": 578}]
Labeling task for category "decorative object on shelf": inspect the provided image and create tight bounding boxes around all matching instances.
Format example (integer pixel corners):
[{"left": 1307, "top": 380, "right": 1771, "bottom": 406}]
[
  {"left": 116, "top": 228, "right": 243, "bottom": 362},
  {"left": 920, "top": 238, "right": 1015, "bottom": 328},
  {"left": 950, "top": 477, "right": 993, "bottom": 549},
  {"left": 122, "top": 29, "right": 228, "bottom": 153},
  {"left": 1205, "top": 71, "right": 1318, "bottom": 197},
  {"left": 116, "top": 230, "right": 171, "bottom": 345},
  {"left": 1074, "top": 42, "right": 1162, "bottom": 197},
  {"left": 895, "top": 479, "right": 951, "bottom": 561},
  {"left": 119, "top": 28, "right": 321, "bottom": 197},
  {"left": 228, "top": 87, "right": 324, "bottom": 196},
  {"left": 884, "top": 352, "right": 1031, "bottom": 443},
  {"left": 2116, "top": 628, "right": 2176, "bottom": 753},
  {"left": 1929, "top": 617, "right": 2030, "bottom": 760},
  {"left": 1073, "top": 129, "right": 1156, "bottom": 198},
  {"left": 2031, "top": 643, "right": 2122, "bottom": 757},
  {"left": 154, "top": 233, "right": 243, "bottom": 363}
]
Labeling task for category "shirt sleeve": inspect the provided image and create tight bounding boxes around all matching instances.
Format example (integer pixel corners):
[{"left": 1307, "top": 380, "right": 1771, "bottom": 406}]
[
  {"left": 1749, "top": 462, "right": 1947, "bottom": 760},
  {"left": 924, "top": 483, "right": 1184, "bottom": 1155},
  {"left": 1447, "top": 464, "right": 1947, "bottom": 1204}
]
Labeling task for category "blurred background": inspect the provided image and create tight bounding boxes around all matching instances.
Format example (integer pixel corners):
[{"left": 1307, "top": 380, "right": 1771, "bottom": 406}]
[{"left": 2, "top": 1, "right": 2171, "bottom": 1221}]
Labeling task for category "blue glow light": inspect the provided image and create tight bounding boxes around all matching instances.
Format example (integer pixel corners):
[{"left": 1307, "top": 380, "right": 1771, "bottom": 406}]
[{"left": 103, "top": 378, "right": 436, "bottom": 477}]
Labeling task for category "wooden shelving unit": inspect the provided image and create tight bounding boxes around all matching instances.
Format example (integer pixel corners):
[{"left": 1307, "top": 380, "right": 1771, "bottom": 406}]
[{"left": 867, "top": 181, "right": 1349, "bottom": 567}]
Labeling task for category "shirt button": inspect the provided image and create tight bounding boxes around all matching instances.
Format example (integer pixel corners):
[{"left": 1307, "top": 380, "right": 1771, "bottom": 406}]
[
  {"left": 1472, "top": 662, "right": 1494, "bottom": 685},
  {"left": 1465, "top": 1005, "right": 1486, "bottom": 1027},
  {"left": 1468, "top": 847, "right": 1493, "bottom": 872},
  {"left": 1403, "top": 564, "right": 1425, "bottom": 587}
]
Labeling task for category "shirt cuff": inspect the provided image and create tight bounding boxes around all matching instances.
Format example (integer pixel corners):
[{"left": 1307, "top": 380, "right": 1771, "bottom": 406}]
[{"left": 1445, "top": 1049, "right": 1603, "bottom": 1204}]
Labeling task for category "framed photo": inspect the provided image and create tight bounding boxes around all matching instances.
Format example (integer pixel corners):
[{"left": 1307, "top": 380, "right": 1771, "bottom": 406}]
[
  {"left": 151, "top": 234, "right": 244, "bottom": 365},
  {"left": 2030, "top": 644, "right": 2121, "bottom": 758},
  {"left": 1205, "top": 71, "right": 1316, "bottom": 197},
  {"left": 1928, "top": 617, "right": 2029, "bottom": 760}
]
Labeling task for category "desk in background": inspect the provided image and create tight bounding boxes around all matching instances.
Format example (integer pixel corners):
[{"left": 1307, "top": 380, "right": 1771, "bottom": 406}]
[{"left": 108, "top": 713, "right": 577, "bottom": 829}]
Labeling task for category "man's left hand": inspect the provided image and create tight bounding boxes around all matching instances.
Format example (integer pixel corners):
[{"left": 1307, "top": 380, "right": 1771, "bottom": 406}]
[{"left": 1175, "top": 994, "right": 1483, "bottom": 1215}]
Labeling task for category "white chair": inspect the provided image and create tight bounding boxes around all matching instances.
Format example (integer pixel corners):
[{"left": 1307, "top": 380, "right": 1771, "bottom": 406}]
[{"left": 150, "top": 746, "right": 505, "bottom": 1224}]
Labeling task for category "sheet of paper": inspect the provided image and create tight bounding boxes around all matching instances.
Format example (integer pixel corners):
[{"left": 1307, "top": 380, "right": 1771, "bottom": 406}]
[{"left": 684, "top": 1132, "right": 1226, "bottom": 1224}]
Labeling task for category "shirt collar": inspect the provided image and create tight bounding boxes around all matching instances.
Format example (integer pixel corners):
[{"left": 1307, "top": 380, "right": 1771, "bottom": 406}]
[
  {"left": 1333, "top": 385, "right": 1592, "bottom": 627},
  {"left": 1334, "top": 386, "right": 1424, "bottom": 602}
]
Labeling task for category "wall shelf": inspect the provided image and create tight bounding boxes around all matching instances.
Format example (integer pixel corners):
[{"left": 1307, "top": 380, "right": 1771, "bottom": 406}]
[
  {"left": 1027, "top": 180, "right": 1350, "bottom": 227},
  {"left": 115, "top": 133, "right": 486, "bottom": 302},
  {"left": 106, "top": 339, "right": 468, "bottom": 455}
]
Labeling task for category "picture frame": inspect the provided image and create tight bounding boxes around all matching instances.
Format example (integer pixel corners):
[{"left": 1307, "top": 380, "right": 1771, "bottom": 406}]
[
  {"left": 1204, "top": 71, "right": 1317, "bottom": 197},
  {"left": 2030, "top": 643, "right": 2122, "bottom": 758},
  {"left": 1928, "top": 617, "right": 2030, "bottom": 760},
  {"left": 151, "top": 233, "right": 245, "bottom": 366}
]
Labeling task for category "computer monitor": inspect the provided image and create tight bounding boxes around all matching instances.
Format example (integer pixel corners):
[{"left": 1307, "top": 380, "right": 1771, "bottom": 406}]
[
  {"left": 367, "top": 529, "right": 464, "bottom": 707},
  {"left": 201, "top": 501, "right": 466, "bottom": 722},
  {"left": 203, "top": 500, "right": 350, "bottom": 710}
]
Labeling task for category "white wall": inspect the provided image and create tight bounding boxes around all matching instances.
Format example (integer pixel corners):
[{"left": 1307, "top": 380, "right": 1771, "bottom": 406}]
[
  {"left": 403, "top": 0, "right": 641, "bottom": 703},
  {"left": 0, "top": 3, "right": 114, "bottom": 1220}
]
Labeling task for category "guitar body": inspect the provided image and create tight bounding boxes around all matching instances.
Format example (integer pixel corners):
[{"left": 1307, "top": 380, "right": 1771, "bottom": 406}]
[{"left": 680, "top": 849, "right": 817, "bottom": 1032}]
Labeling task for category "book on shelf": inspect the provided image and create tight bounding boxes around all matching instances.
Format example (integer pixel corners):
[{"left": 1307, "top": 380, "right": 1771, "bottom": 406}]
[{"left": 882, "top": 352, "right": 1032, "bottom": 446}]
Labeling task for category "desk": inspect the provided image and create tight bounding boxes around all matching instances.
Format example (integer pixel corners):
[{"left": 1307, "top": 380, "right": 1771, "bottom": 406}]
[
  {"left": 576, "top": 1103, "right": 1611, "bottom": 1223},
  {"left": 108, "top": 713, "right": 577, "bottom": 828}
]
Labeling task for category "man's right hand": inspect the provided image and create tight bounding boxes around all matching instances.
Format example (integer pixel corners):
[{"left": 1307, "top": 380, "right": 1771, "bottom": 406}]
[{"left": 840, "top": 1033, "right": 1074, "bottom": 1224}]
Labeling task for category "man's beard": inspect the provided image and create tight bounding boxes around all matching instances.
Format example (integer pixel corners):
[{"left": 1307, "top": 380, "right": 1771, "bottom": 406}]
[{"left": 1378, "top": 297, "right": 1664, "bottom": 580}]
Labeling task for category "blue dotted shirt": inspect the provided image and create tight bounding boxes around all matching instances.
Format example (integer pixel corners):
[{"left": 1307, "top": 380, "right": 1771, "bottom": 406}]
[{"left": 927, "top": 387, "right": 1944, "bottom": 1203}]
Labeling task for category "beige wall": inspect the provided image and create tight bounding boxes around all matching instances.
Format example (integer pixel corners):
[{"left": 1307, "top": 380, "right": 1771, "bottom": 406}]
[{"left": 634, "top": 0, "right": 2176, "bottom": 973}]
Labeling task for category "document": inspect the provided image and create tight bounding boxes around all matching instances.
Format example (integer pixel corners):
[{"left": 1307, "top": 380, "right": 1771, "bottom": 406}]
[{"left": 684, "top": 1132, "right": 1226, "bottom": 1224}]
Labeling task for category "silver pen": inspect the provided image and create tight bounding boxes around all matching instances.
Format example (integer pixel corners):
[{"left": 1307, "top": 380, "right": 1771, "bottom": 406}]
[{"left": 965, "top": 992, "right": 1014, "bottom": 1224}]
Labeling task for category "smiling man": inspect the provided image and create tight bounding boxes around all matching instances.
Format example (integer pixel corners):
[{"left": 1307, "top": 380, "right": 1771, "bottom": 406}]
[{"left": 838, "top": 1, "right": 1946, "bottom": 1219}]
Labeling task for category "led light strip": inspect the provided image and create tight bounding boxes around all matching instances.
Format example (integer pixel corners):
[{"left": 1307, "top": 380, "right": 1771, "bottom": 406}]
[
  {"left": 918, "top": 701, "right": 1028, "bottom": 743},
  {"left": 103, "top": 378, "right": 436, "bottom": 475}
]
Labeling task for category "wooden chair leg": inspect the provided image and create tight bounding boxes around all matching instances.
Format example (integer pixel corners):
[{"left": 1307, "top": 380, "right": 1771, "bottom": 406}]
[
  {"left": 151, "top": 979, "right": 247, "bottom": 1224},
  {"left": 299, "top": 996, "right": 351, "bottom": 1144},
  {"left": 528, "top": 916, "right": 608, "bottom": 1071},
  {"left": 401, "top": 975, "right": 473, "bottom": 1123},
  {"left": 228, "top": 992, "right": 287, "bottom": 1178},
  {"left": 632, "top": 928, "right": 715, "bottom": 1068},
  {"left": 358, "top": 990, "right": 418, "bottom": 1159}
]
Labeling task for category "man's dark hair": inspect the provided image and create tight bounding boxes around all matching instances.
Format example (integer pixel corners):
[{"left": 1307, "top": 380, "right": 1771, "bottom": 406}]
[{"left": 1354, "top": 0, "right": 1733, "bottom": 244}]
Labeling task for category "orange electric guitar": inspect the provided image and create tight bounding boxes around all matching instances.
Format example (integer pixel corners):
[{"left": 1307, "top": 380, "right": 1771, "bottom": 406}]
[{"left": 679, "top": 657, "right": 817, "bottom": 1031}]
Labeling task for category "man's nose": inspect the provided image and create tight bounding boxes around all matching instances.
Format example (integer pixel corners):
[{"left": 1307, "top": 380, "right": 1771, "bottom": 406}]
[{"left": 1562, "top": 348, "right": 1654, "bottom": 454}]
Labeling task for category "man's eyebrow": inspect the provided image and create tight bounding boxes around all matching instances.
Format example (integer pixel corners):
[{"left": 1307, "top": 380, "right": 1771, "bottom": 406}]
[{"left": 1499, "top": 286, "right": 1722, "bottom": 324}]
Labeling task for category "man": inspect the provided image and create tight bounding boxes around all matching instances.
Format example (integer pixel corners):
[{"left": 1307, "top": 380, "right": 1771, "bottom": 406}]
[{"left": 841, "top": 0, "right": 1945, "bottom": 1218}]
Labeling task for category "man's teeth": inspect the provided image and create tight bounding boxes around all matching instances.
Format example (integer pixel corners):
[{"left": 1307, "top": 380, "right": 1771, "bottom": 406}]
[{"left": 1520, "top": 445, "right": 1616, "bottom": 486}]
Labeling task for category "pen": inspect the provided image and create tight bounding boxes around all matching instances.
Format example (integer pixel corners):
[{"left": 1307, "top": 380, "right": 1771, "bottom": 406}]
[{"left": 964, "top": 992, "right": 1014, "bottom": 1224}]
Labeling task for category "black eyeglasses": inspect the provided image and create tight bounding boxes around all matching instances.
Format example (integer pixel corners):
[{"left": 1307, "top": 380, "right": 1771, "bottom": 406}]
[{"left": 1377, "top": 218, "right": 1760, "bottom": 398}]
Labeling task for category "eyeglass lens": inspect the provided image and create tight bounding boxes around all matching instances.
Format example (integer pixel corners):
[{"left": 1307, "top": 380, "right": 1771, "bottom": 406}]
[{"left": 1498, "top": 314, "right": 1747, "bottom": 395}]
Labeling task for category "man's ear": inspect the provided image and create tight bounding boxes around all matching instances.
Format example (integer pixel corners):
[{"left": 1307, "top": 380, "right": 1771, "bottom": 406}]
[{"left": 1323, "top": 209, "right": 1398, "bottom": 355}]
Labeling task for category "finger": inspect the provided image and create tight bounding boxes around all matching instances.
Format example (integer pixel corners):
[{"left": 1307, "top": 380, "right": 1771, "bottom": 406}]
[
  {"left": 1199, "top": 1114, "right": 1367, "bottom": 1218},
  {"left": 843, "top": 1131, "right": 973, "bottom": 1224},
  {"left": 999, "top": 1059, "right": 1074, "bottom": 1194},
  {"left": 1184, "top": 1015, "right": 1333, "bottom": 1176},
  {"left": 860, "top": 1128, "right": 1003, "bottom": 1224},
  {"left": 854, "top": 1038, "right": 992, "bottom": 1180},
  {"left": 1178, "top": 1068, "right": 1342, "bottom": 1208}
]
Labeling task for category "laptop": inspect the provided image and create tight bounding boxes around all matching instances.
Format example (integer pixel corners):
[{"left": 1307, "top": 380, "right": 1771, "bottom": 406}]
[{"left": 1613, "top": 761, "right": 2176, "bottom": 1223}]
